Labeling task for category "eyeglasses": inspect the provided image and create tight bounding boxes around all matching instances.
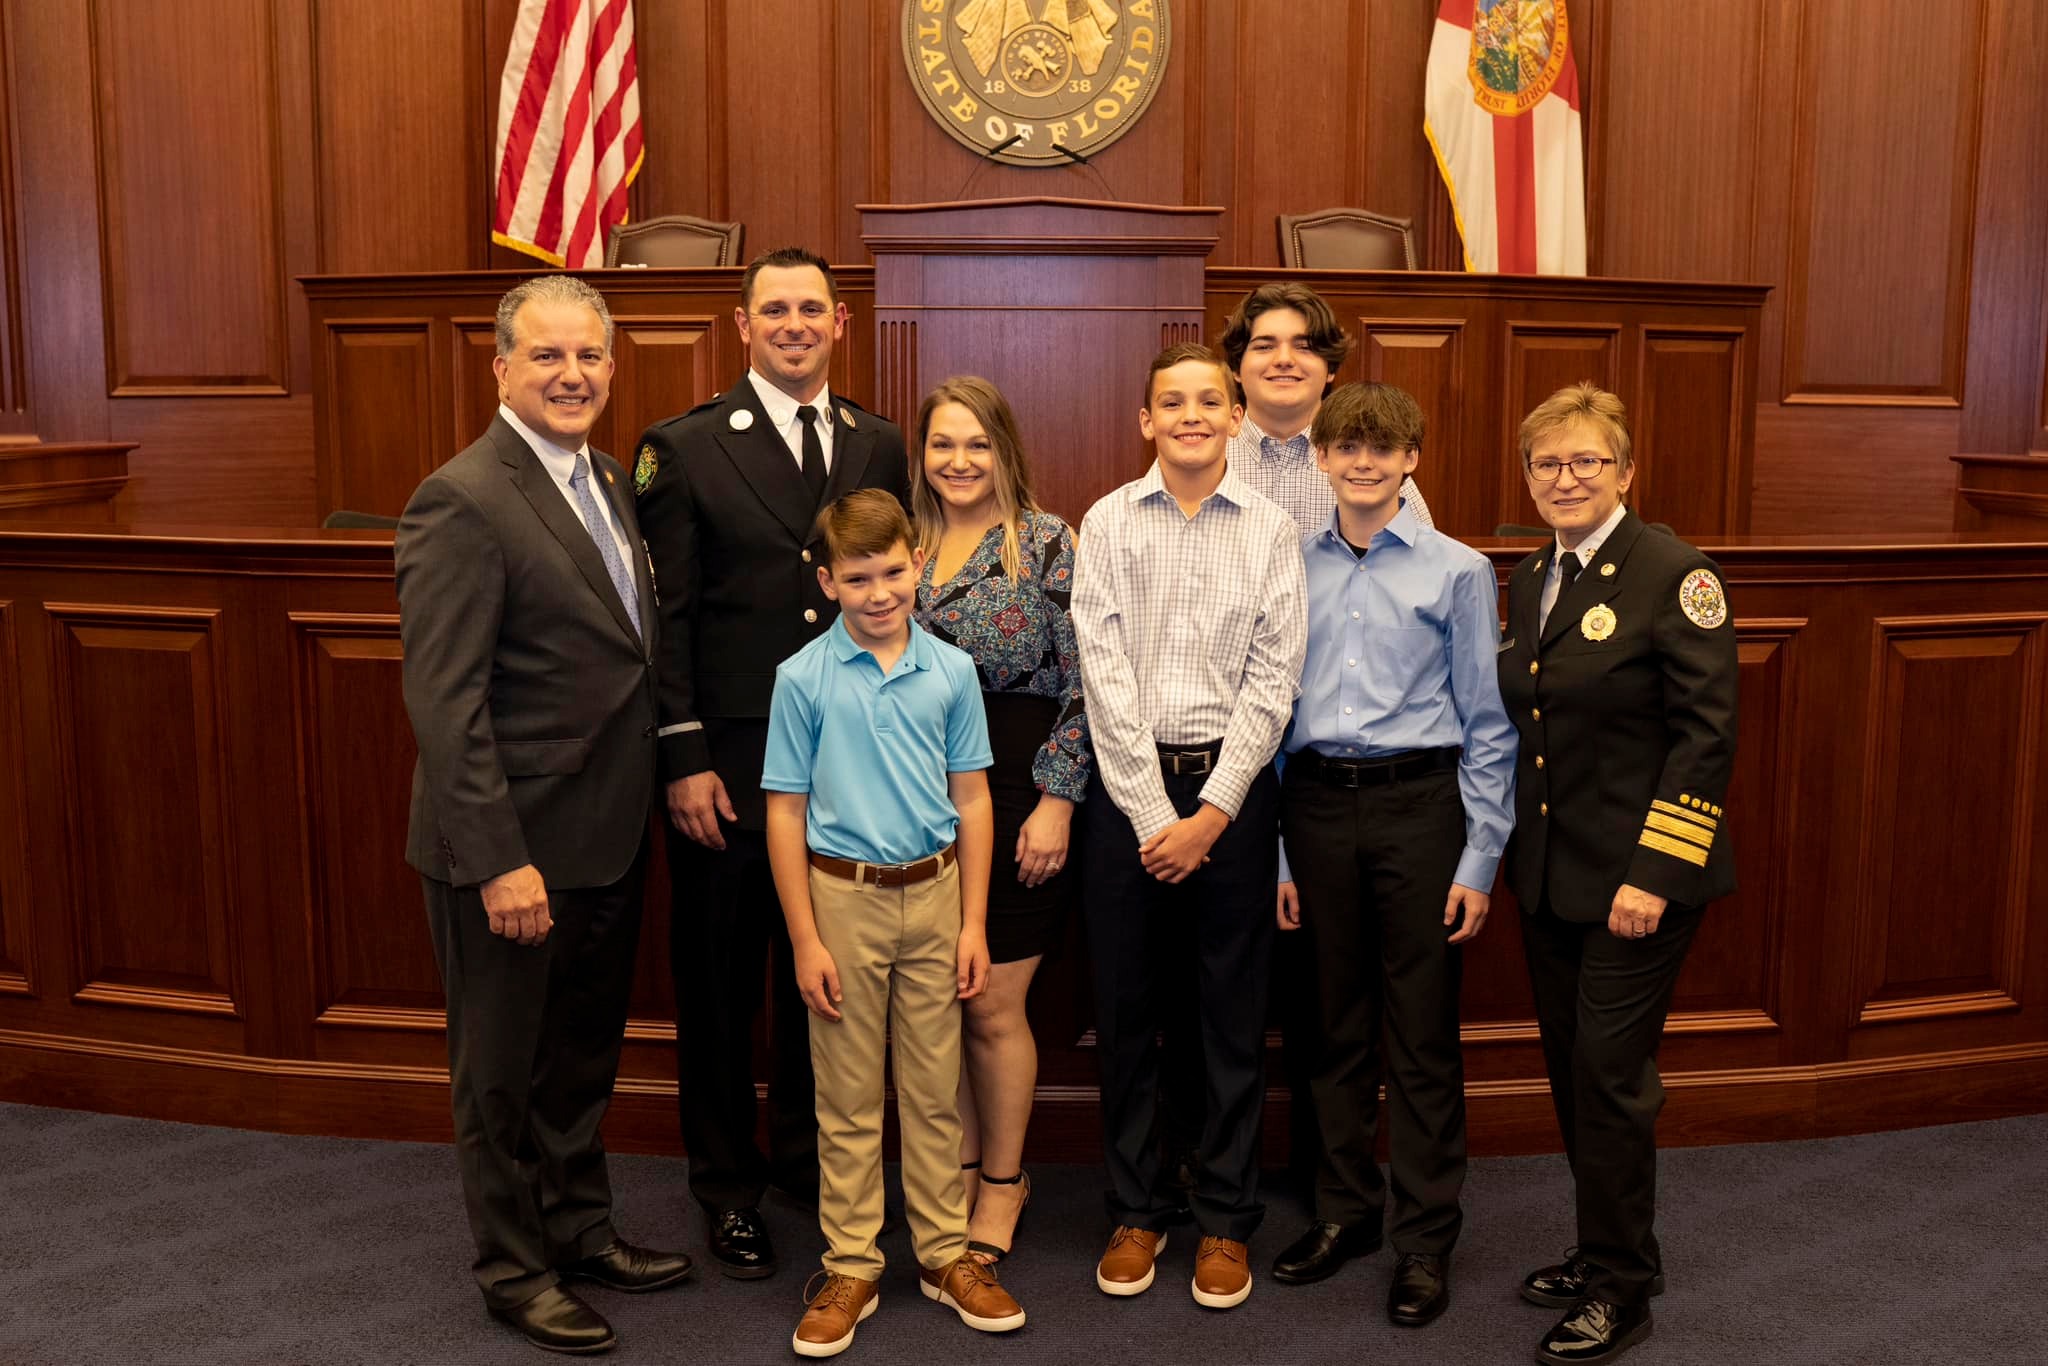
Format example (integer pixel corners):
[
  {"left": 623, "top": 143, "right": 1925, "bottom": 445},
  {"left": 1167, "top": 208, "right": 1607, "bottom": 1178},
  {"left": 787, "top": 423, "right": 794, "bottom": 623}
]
[{"left": 1526, "top": 456, "right": 1617, "bottom": 483}]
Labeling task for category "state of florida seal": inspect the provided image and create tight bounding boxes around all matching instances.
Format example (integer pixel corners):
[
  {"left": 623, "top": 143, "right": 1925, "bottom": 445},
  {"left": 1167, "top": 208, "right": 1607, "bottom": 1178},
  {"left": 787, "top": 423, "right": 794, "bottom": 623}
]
[
  {"left": 1466, "top": 0, "right": 1570, "bottom": 117},
  {"left": 903, "top": 1, "right": 1172, "bottom": 166}
]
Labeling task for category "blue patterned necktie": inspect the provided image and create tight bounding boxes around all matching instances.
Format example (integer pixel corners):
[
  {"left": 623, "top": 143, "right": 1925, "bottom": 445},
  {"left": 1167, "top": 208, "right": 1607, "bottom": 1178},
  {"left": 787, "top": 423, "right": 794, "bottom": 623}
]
[{"left": 568, "top": 454, "right": 642, "bottom": 640}]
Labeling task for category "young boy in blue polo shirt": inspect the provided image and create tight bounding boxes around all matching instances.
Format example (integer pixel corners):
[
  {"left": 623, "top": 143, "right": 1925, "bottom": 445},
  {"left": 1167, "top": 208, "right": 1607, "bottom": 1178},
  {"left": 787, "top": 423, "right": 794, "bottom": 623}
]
[{"left": 761, "top": 489, "right": 1025, "bottom": 1358}]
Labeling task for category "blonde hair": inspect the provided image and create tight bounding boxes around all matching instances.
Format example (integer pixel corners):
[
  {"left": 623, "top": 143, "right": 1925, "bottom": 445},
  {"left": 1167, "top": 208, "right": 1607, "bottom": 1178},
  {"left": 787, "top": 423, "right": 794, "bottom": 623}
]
[
  {"left": 910, "top": 376, "right": 1041, "bottom": 582},
  {"left": 1518, "top": 381, "right": 1633, "bottom": 475}
]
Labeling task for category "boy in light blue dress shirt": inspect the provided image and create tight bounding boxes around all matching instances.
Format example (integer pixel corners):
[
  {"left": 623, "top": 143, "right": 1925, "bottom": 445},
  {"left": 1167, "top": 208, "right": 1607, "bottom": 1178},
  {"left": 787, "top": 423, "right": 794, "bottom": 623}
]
[{"left": 1266, "top": 384, "right": 1517, "bottom": 1329}]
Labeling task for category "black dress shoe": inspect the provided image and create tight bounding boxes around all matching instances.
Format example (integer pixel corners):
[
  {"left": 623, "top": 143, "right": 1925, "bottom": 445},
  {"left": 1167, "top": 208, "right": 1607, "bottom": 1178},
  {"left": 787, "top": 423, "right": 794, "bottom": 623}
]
[
  {"left": 561, "top": 1238, "right": 694, "bottom": 1293},
  {"left": 488, "top": 1284, "right": 617, "bottom": 1355},
  {"left": 1520, "top": 1253, "right": 1666, "bottom": 1308},
  {"left": 1387, "top": 1251, "right": 1449, "bottom": 1326},
  {"left": 1537, "top": 1297, "right": 1652, "bottom": 1364},
  {"left": 1271, "top": 1220, "right": 1381, "bottom": 1285},
  {"left": 707, "top": 1206, "right": 777, "bottom": 1280}
]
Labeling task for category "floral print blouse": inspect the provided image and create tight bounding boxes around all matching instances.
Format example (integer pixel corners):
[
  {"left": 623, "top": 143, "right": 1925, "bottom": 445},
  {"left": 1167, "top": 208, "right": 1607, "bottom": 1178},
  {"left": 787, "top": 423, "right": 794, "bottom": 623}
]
[{"left": 913, "top": 512, "right": 1091, "bottom": 802}]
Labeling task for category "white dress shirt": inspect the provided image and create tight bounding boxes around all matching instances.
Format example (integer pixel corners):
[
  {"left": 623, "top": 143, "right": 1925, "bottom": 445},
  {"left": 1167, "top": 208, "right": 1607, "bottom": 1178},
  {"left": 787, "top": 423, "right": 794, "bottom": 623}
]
[
  {"left": 497, "top": 403, "right": 632, "bottom": 566},
  {"left": 1072, "top": 462, "right": 1308, "bottom": 843},
  {"left": 747, "top": 368, "right": 836, "bottom": 475},
  {"left": 1538, "top": 499, "right": 1630, "bottom": 630},
  {"left": 1230, "top": 413, "right": 1434, "bottom": 537}
]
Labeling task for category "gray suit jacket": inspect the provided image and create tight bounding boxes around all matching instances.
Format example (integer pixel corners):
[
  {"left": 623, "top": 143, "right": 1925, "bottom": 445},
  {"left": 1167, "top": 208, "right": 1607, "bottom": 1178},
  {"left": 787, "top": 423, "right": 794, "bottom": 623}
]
[{"left": 396, "top": 416, "right": 658, "bottom": 888}]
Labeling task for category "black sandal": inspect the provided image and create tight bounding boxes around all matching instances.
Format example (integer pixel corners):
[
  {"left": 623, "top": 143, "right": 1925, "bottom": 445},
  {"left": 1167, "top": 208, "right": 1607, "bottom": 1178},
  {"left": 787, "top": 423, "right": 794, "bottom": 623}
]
[{"left": 966, "top": 1170, "right": 1031, "bottom": 1264}]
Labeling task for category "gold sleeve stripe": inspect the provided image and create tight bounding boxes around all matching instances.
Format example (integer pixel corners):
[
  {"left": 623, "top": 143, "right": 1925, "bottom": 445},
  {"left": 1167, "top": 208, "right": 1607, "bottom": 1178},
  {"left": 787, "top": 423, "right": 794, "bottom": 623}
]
[
  {"left": 1639, "top": 829, "right": 1709, "bottom": 867},
  {"left": 1645, "top": 812, "right": 1715, "bottom": 848},
  {"left": 1652, "top": 799, "right": 1717, "bottom": 831}
]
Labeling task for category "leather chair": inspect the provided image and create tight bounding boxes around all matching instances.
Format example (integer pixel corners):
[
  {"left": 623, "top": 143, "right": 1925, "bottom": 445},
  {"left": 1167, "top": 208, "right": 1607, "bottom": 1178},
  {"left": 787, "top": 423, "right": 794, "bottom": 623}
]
[
  {"left": 604, "top": 215, "right": 744, "bottom": 267},
  {"left": 1278, "top": 208, "right": 1418, "bottom": 271}
]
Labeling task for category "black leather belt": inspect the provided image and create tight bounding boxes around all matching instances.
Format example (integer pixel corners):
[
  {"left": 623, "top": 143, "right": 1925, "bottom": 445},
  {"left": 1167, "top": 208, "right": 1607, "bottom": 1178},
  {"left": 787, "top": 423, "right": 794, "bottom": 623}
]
[
  {"left": 1293, "top": 747, "right": 1459, "bottom": 788},
  {"left": 1157, "top": 742, "right": 1222, "bottom": 776}
]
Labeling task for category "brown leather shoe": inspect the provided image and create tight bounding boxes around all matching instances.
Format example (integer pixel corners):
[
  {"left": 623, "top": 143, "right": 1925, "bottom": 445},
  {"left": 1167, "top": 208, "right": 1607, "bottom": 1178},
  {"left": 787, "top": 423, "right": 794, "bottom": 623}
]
[
  {"left": 1192, "top": 1235, "right": 1253, "bottom": 1309},
  {"left": 1096, "top": 1226, "right": 1168, "bottom": 1296},
  {"left": 792, "top": 1272, "right": 879, "bottom": 1358},
  {"left": 920, "top": 1256, "right": 1026, "bottom": 1332}
]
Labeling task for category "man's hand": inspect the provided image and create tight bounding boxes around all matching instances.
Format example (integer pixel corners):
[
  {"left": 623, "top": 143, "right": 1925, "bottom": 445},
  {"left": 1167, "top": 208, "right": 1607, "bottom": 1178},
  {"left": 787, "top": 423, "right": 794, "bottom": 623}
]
[
  {"left": 1139, "top": 805, "right": 1228, "bottom": 883},
  {"left": 666, "top": 771, "right": 735, "bottom": 850},
  {"left": 1277, "top": 880, "right": 1302, "bottom": 930},
  {"left": 956, "top": 926, "right": 990, "bottom": 1000},
  {"left": 1444, "top": 883, "right": 1491, "bottom": 944},
  {"left": 481, "top": 865, "right": 551, "bottom": 945},
  {"left": 1608, "top": 883, "right": 1669, "bottom": 940},
  {"left": 793, "top": 936, "right": 843, "bottom": 1021}
]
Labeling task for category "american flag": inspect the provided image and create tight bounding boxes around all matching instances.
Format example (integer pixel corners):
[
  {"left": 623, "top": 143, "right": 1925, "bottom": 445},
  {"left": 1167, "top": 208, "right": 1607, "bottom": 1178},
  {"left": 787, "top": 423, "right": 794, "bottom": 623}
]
[{"left": 491, "top": 0, "right": 643, "bottom": 269}]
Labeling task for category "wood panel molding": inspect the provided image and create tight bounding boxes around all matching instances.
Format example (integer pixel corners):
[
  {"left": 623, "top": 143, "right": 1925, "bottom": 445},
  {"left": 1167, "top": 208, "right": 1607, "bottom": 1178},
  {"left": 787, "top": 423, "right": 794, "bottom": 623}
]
[
  {"left": 319, "top": 320, "right": 436, "bottom": 518},
  {"left": 1853, "top": 612, "right": 2045, "bottom": 1027},
  {"left": 1780, "top": 0, "right": 1987, "bottom": 406},
  {"left": 0, "top": 599, "right": 29, "bottom": 996},
  {"left": 87, "top": 0, "right": 290, "bottom": 395},
  {"left": 1635, "top": 326, "right": 1748, "bottom": 535},
  {"left": 0, "top": 2, "right": 31, "bottom": 436},
  {"left": 46, "top": 602, "right": 243, "bottom": 1020}
]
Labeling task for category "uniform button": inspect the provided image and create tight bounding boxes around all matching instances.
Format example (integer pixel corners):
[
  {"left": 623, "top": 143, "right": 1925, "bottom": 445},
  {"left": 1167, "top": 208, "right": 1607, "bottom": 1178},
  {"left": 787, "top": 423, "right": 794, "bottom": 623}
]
[
  {"left": 1540, "top": 801, "right": 1549, "bottom": 815},
  {"left": 1532, "top": 707, "right": 1541, "bottom": 721},
  {"left": 1530, "top": 661, "right": 1540, "bottom": 675},
  {"left": 801, "top": 549, "right": 812, "bottom": 564},
  {"left": 1535, "top": 755, "right": 1545, "bottom": 769},
  {"left": 803, "top": 608, "right": 818, "bottom": 623}
]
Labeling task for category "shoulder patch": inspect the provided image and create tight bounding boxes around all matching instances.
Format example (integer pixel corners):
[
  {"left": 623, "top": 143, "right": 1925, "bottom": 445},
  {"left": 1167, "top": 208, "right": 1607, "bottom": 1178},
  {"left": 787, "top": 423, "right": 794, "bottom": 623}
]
[
  {"left": 1678, "top": 568, "right": 1728, "bottom": 629},
  {"left": 633, "top": 442, "right": 658, "bottom": 493}
]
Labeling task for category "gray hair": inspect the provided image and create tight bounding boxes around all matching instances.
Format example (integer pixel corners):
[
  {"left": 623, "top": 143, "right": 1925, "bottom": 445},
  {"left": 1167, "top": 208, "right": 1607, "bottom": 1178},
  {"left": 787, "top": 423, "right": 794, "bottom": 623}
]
[{"left": 495, "top": 275, "right": 616, "bottom": 358}]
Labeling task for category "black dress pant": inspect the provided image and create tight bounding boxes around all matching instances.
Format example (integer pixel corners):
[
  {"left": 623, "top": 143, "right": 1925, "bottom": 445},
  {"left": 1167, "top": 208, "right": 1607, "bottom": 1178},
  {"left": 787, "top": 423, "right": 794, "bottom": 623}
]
[
  {"left": 1521, "top": 899, "right": 1704, "bottom": 1305},
  {"left": 1281, "top": 758, "right": 1468, "bottom": 1254},
  {"left": 1083, "top": 756, "right": 1279, "bottom": 1242},
  {"left": 423, "top": 837, "right": 646, "bottom": 1310},
  {"left": 668, "top": 822, "right": 818, "bottom": 1213}
]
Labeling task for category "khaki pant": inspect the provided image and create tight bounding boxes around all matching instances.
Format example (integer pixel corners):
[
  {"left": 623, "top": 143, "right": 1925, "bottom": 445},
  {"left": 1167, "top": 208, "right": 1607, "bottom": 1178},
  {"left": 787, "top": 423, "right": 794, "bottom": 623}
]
[{"left": 807, "top": 859, "right": 968, "bottom": 1278}]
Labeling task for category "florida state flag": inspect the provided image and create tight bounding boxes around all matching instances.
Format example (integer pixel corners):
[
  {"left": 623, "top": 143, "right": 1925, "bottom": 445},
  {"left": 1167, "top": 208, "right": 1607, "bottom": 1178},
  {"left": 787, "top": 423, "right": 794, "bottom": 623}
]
[{"left": 1424, "top": 0, "right": 1587, "bottom": 275}]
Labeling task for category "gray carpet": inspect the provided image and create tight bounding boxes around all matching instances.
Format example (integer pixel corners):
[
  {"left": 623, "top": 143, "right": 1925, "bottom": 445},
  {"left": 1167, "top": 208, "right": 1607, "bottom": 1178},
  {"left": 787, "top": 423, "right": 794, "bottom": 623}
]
[{"left": 1, "top": 1101, "right": 2043, "bottom": 1365}]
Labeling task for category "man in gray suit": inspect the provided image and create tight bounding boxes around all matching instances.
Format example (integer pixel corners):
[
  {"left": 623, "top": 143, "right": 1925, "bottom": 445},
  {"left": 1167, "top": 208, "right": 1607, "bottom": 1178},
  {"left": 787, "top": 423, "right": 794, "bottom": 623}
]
[{"left": 397, "top": 276, "right": 690, "bottom": 1356}]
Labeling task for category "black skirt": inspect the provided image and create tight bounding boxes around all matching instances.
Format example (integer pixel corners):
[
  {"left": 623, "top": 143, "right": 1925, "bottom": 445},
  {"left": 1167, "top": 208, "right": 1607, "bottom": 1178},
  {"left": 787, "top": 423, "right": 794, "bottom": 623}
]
[{"left": 980, "top": 691, "right": 1077, "bottom": 964}]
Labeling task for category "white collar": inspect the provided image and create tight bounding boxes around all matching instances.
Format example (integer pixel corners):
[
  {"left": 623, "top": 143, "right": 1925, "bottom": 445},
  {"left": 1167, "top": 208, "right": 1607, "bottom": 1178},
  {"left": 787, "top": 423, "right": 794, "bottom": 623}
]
[
  {"left": 498, "top": 403, "right": 588, "bottom": 481},
  {"left": 747, "top": 368, "right": 832, "bottom": 431},
  {"left": 1556, "top": 501, "right": 1629, "bottom": 565}
]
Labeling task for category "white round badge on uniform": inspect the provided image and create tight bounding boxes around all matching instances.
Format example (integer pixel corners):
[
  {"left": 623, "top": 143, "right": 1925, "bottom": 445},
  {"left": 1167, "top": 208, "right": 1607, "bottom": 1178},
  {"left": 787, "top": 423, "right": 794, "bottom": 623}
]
[
  {"left": 1678, "top": 568, "right": 1727, "bottom": 629},
  {"left": 729, "top": 409, "right": 754, "bottom": 432}
]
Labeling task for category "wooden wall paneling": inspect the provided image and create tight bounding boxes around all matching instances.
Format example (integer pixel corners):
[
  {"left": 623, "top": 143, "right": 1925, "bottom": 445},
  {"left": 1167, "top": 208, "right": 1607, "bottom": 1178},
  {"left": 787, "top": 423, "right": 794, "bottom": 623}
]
[
  {"left": 1359, "top": 0, "right": 1442, "bottom": 259},
  {"left": 0, "top": 2, "right": 31, "bottom": 437},
  {"left": 1633, "top": 327, "right": 1746, "bottom": 537},
  {"left": 45, "top": 603, "right": 242, "bottom": 1022},
  {"left": 1956, "top": 0, "right": 2048, "bottom": 457},
  {"left": 1590, "top": 0, "right": 1762, "bottom": 283},
  {"left": 1358, "top": 316, "right": 1472, "bottom": 525},
  {"left": 111, "top": 397, "right": 316, "bottom": 527},
  {"left": 315, "top": 0, "right": 486, "bottom": 275},
  {"left": 722, "top": 0, "right": 838, "bottom": 259},
  {"left": 1229, "top": 0, "right": 1361, "bottom": 266},
  {"left": 594, "top": 316, "right": 721, "bottom": 459},
  {"left": 1750, "top": 406, "right": 1962, "bottom": 537},
  {"left": 322, "top": 322, "right": 438, "bottom": 518},
  {"left": 0, "top": 600, "right": 28, "bottom": 995},
  {"left": 631, "top": 0, "right": 712, "bottom": 233},
  {"left": 1852, "top": 614, "right": 2046, "bottom": 1029},
  {"left": 87, "top": 0, "right": 290, "bottom": 394},
  {"left": 288, "top": 613, "right": 442, "bottom": 1040},
  {"left": 1500, "top": 319, "right": 1619, "bottom": 513},
  {"left": 450, "top": 317, "right": 500, "bottom": 464},
  {"left": 1779, "top": 0, "right": 1986, "bottom": 405}
]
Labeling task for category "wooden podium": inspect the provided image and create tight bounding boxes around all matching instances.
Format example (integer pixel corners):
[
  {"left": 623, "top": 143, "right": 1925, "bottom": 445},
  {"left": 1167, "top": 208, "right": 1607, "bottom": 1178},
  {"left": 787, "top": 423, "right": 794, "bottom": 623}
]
[{"left": 861, "top": 198, "right": 1223, "bottom": 523}]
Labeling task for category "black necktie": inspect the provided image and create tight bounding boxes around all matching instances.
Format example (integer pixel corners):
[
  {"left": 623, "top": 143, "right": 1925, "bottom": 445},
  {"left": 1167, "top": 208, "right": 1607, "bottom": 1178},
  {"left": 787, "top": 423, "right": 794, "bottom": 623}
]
[
  {"left": 796, "top": 406, "right": 827, "bottom": 502},
  {"left": 1558, "top": 550, "right": 1583, "bottom": 592}
]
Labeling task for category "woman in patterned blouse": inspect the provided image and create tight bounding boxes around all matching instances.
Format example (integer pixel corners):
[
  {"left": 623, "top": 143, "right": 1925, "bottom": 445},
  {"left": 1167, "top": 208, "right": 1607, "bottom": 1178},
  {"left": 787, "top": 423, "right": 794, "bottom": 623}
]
[{"left": 910, "top": 375, "right": 1091, "bottom": 1265}]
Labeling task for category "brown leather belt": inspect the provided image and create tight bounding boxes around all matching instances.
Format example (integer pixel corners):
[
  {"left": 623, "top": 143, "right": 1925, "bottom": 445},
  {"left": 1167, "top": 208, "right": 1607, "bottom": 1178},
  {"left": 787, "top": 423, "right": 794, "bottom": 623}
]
[{"left": 808, "top": 844, "right": 957, "bottom": 888}]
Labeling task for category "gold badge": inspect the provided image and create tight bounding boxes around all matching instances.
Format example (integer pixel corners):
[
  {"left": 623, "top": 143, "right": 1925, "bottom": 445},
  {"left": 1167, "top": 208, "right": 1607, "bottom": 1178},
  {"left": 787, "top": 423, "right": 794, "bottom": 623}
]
[
  {"left": 1533, "top": 556, "right": 1546, "bottom": 574},
  {"left": 838, "top": 405, "right": 856, "bottom": 429},
  {"left": 1581, "top": 604, "right": 1617, "bottom": 642},
  {"left": 902, "top": 1, "right": 1173, "bottom": 166},
  {"left": 1678, "top": 568, "right": 1728, "bottom": 629},
  {"left": 1600, "top": 563, "right": 1616, "bottom": 577}
]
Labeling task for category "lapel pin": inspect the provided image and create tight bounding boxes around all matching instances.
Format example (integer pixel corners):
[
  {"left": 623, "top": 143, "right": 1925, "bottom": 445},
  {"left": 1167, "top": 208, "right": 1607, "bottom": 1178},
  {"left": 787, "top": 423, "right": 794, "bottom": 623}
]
[
  {"left": 602, "top": 468, "right": 615, "bottom": 486},
  {"left": 729, "top": 409, "right": 754, "bottom": 431},
  {"left": 1533, "top": 557, "right": 1546, "bottom": 574},
  {"left": 838, "top": 406, "right": 856, "bottom": 428},
  {"left": 1600, "top": 562, "right": 1616, "bottom": 577}
]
